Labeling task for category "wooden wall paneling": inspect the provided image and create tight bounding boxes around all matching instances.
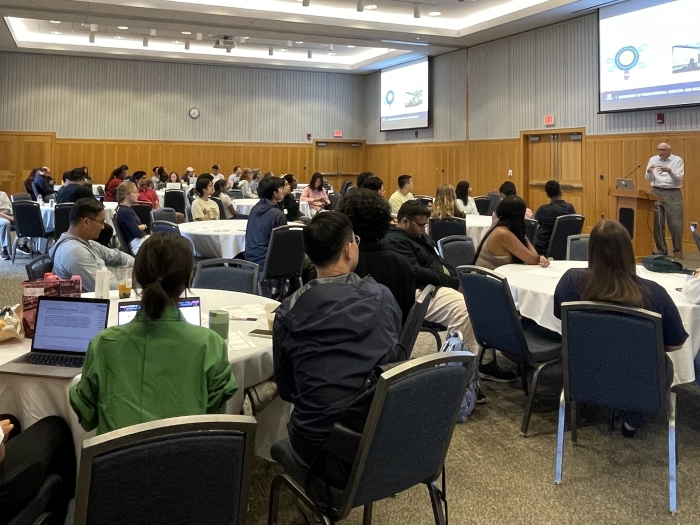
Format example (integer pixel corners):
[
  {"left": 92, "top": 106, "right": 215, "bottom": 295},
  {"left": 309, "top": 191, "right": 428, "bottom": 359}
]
[{"left": 0, "top": 134, "right": 20, "bottom": 195}]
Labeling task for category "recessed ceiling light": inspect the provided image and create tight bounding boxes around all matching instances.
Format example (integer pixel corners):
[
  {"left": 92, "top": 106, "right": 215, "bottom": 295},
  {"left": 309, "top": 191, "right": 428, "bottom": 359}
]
[
  {"left": 347, "top": 45, "right": 356, "bottom": 48},
  {"left": 327, "top": 52, "right": 336, "bottom": 55},
  {"left": 182, "top": 31, "right": 191, "bottom": 35},
  {"left": 279, "top": 48, "right": 288, "bottom": 52},
  {"left": 416, "top": 37, "right": 421, "bottom": 40},
  {"left": 295, "top": 41, "right": 304, "bottom": 44},
  {"left": 428, "top": 11, "right": 441, "bottom": 17},
  {"left": 50, "top": 31, "right": 62, "bottom": 35},
  {"left": 173, "top": 40, "right": 182, "bottom": 44},
  {"left": 244, "top": 36, "right": 250, "bottom": 40},
  {"left": 118, "top": 26, "right": 128, "bottom": 30},
  {"left": 365, "top": 4, "right": 377, "bottom": 9},
  {"left": 114, "top": 36, "right": 124, "bottom": 40},
  {"left": 50, "top": 20, "right": 61, "bottom": 24}
]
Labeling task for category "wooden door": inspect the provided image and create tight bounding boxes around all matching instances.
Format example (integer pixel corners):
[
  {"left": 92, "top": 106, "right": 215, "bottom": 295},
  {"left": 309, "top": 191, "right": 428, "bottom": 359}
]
[
  {"left": 525, "top": 134, "right": 554, "bottom": 211},
  {"left": 558, "top": 134, "right": 584, "bottom": 214},
  {"left": 0, "top": 132, "right": 54, "bottom": 196},
  {"left": 0, "top": 134, "right": 20, "bottom": 195}
]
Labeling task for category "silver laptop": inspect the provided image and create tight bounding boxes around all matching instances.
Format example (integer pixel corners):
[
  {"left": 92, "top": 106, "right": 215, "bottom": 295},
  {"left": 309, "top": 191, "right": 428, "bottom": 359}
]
[
  {"left": 0, "top": 296, "right": 110, "bottom": 378},
  {"left": 616, "top": 178, "right": 635, "bottom": 190},
  {"left": 117, "top": 297, "right": 201, "bottom": 326}
]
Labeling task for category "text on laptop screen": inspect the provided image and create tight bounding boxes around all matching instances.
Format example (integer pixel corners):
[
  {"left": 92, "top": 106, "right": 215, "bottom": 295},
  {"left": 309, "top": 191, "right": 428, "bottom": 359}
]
[
  {"left": 117, "top": 298, "right": 201, "bottom": 326},
  {"left": 33, "top": 299, "right": 109, "bottom": 354}
]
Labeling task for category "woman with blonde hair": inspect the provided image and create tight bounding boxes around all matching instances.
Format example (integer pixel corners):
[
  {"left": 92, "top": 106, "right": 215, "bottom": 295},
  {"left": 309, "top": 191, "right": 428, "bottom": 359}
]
[
  {"left": 238, "top": 168, "right": 256, "bottom": 199},
  {"left": 115, "top": 181, "right": 149, "bottom": 254},
  {"left": 431, "top": 183, "right": 465, "bottom": 220}
]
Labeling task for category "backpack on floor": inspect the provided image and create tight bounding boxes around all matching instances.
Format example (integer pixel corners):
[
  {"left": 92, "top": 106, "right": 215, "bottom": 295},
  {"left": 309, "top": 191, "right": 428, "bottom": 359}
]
[
  {"left": 642, "top": 255, "right": 693, "bottom": 275},
  {"left": 440, "top": 330, "right": 479, "bottom": 423}
]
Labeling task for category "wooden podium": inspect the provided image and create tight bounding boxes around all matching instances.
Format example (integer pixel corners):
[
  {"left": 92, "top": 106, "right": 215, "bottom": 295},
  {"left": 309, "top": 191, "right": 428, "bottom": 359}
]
[{"left": 608, "top": 188, "right": 658, "bottom": 256}]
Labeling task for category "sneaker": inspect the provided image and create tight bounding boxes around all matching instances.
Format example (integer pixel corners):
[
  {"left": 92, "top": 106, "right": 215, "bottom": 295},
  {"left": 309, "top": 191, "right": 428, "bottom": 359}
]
[
  {"left": 0, "top": 249, "right": 9, "bottom": 261},
  {"left": 621, "top": 421, "right": 637, "bottom": 439},
  {"left": 479, "top": 360, "right": 517, "bottom": 383},
  {"left": 16, "top": 245, "right": 31, "bottom": 255},
  {"left": 247, "top": 380, "right": 278, "bottom": 414},
  {"left": 673, "top": 251, "right": 683, "bottom": 260}
]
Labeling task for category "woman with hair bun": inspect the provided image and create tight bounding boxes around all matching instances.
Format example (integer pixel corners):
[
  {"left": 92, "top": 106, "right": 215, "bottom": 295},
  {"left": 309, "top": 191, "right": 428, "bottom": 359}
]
[{"left": 69, "top": 233, "right": 238, "bottom": 435}]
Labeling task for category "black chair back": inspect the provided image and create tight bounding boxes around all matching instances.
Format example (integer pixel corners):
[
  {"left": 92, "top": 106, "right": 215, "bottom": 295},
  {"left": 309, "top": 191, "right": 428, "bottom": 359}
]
[
  {"left": 545, "top": 214, "right": 585, "bottom": 260},
  {"left": 163, "top": 190, "right": 186, "bottom": 214},
  {"left": 414, "top": 195, "right": 433, "bottom": 206},
  {"left": 428, "top": 218, "right": 466, "bottom": 244},
  {"left": 97, "top": 186, "right": 105, "bottom": 196},
  {"left": 228, "top": 189, "right": 243, "bottom": 200},
  {"left": 566, "top": 234, "right": 589, "bottom": 261},
  {"left": 399, "top": 285, "right": 437, "bottom": 358},
  {"left": 11, "top": 193, "right": 32, "bottom": 202},
  {"left": 261, "top": 225, "right": 305, "bottom": 297},
  {"left": 12, "top": 201, "right": 48, "bottom": 238},
  {"left": 74, "top": 415, "right": 256, "bottom": 525},
  {"left": 525, "top": 219, "right": 539, "bottom": 245},
  {"left": 328, "top": 193, "right": 341, "bottom": 211},
  {"left": 6, "top": 474, "right": 63, "bottom": 525},
  {"left": 211, "top": 197, "right": 227, "bottom": 220},
  {"left": 157, "top": 182, "right": 167, "bottom": 190},
  {"left": 151, "top": 207, "right": 178, "bottom": 224},
  {"left": 339, "top": 180, "right": 353, "bottom": 196},
  {"left": 132, "top": 203, "right": 153, "bottom": 234},
  {"left": 474, "top": 197, "right": 491, "bottom": 216},
  {"left": 561, "top": 302, "right": 666, "bottom": 415},
  {"left": 54, "top": 203, "right": 73, "bottom": 241},
  {"left": 151, "top": 220, "right": 180, "bottom": 235},
  {"left": 25, "top": 254, "right": 53, "bottom": 281},
  {"left": 193, "top": 259, "right": 260, "bottom": 294},
  {"left": 112, "top": 211, "right": 133, "bottom": 256},
  {"left": 437, "top": 235, "right": 476, "bottom": 267},
  {"left": 486, "top": 192, "right": 500, "bottom": 216},
  {"left": 691, "top": 225, "right": 700, "bottom": 252},
  {"left": 83, "top": 182, "right": 93, "bottom": 193}
]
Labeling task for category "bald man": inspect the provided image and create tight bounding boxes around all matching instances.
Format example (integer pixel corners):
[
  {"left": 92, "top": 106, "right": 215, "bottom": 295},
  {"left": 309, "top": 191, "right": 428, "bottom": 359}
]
[{"left": 645, "top": 142, "right": 685, "bottom": 258}]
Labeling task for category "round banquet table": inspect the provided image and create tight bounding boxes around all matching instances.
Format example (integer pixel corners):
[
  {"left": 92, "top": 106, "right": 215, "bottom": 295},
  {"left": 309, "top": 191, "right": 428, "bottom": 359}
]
[
  {"left": 156, "top": 189, "right": 165, "bottom": 208},
  {"left": 179, "top": 220, "right": 248, "bottom": 259},
  {"left": 495, "top": 261, "right": 700, "bottom": 386},
  {"left": 231, "top": 198, "right": 311, "bottom": 218},
  {"left": 0, "top": 288, "right": 290, "bottom": 461},
  {"left": 40, "top": 201, "right": 118, "bottom": 231},
  {"left": 464, "top": 214, "right": 493, "bottom": 247}
]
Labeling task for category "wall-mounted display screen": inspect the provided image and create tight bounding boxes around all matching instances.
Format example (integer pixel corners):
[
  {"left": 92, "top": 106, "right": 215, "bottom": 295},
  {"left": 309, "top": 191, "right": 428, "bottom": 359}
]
[{"left": 380, "top": 57, "right": 429, "bottom": 131}]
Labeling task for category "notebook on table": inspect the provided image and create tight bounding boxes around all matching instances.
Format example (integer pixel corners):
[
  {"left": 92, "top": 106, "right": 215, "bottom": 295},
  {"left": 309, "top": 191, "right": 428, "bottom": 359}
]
[
  {"left": 117, "top": 298, "right": 201, "bottom": 326},
  {"left": 0, "top": 296, "right": 110, "bottom": 379}
]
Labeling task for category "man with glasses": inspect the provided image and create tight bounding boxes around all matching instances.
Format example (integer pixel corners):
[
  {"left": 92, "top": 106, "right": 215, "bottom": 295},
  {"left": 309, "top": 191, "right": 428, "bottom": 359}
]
[
  {"left": 50, "top": 198, "right": 134, "bottom": 292},
  {"left": 646, "top": 142, "right": 685, "bottom": 258},
  {"left": 273, "top": 212, "right": 402, "bottom": 473}
]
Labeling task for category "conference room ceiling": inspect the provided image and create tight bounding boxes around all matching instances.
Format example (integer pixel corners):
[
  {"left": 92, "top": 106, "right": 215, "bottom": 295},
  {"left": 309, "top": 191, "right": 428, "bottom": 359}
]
[{"left": 0, "top": 0, "right": 607, "bottom": 73}]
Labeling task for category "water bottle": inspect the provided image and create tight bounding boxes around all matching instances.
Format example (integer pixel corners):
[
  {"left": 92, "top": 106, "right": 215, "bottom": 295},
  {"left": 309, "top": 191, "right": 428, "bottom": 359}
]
[
  {"left": 95, "top": 267, "right": 110, "bottom": 299},
  {"left": 37, "top": 194, "right": 43, "bottom": 206}
]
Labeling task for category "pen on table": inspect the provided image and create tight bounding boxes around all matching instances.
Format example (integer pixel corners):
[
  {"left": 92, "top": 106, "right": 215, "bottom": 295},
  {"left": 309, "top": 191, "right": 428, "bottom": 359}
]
[{"left": 229, "top": 317, "right": 258, "bottom": 321}]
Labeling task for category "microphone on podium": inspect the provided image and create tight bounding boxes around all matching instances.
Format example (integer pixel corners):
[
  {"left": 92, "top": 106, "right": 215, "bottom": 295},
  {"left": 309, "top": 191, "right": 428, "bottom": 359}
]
[{"left": 622, "top": 165, "right": 641, "bottom": 179}]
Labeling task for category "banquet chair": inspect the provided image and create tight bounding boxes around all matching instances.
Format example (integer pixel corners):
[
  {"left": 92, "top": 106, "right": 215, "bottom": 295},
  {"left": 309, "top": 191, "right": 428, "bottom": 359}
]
[
  {"left": 525, "top": 219, "right": 539, "bottom": 245},
  {"left": 228, "top": 189, "right": 243, "bottom": 200},
  {"left": 11, "top": 193, "right": 32, "bottom": 202},
  {"left": 691, "top": 225, "right": 700, "bottom": 252},
  {"left": 339, "top": 180, "right": 353, "bottom": 196},
  {"left": 11, "top": 201, "right": 54, "bottom": 263},
  {"left": 193, "top": 259, "right": 260, "bottom": 294},
  {"left": 486, "top": 192, "right": 501, "bottom": 216},
  {"left": 328, "top": 193, "right": 342, "bottom": 211},
  {"left": 157, "top": 182, "right": 167, "bottom": 190},
  {"left": 163, "top": 189, "right": 186, "bottom": 215},
  {"left": 74, "top": 415, "right": 256, "bottom": 525},
  {"left": 260, "top": 224, "right": 305, "bottom": 301},
  {"left": 96, "top": 186, "right": 105, "bottom": 197},
  {"left": 565, "top": 234, "right": 589, "bottom": 261},
  {"left": 151, "top": 220, "right": 180, "bottom": 235},
  {"left": 131, "top": 203, "right": 153, "bottom": 233},
  {"left": 7, "top": 474, "right": 63, "bottom": 525},
  {"left": 556, "top": 302, "right": 678, "bottom": 514},
  {"left": 111, "top": 215, "right": 133, "bottom": 256},
  {"left": 437, "top": 235, "right": 476, "bottom": 268},
  {"left": 474, "top": 197, "right": 491, "bottom": 216},
  {"left": 414, "top": 195, "right": 434, "bottom": 206},
  {"left": 429, "top": 218, "right": 466, "bottom": 244},
  {"left": 545, "top": 214, "right": 585, "bottom": 260},
  {"left": 268, "top": 352, "right": 474, "bottom": 525},
  {"left": 151, "top": 207, "right": 178, "bottom": 224},
  {"left": 399, "top": 285, "right": 437, "bottom": 359},
  {"left": 458, "top": 266, "right": 562, "bottom": 436},
  {"left": 211, "top": 196, "right": 227, "bottom": 220},
  {"left": 53, "top": 203, "right": 73, "bottom": 241},
  {"left": 186, "top": 208, "right": 194, "bottom": 222},
  {"left": 25, "top": 254, "right": 53, "bottom": 281}
]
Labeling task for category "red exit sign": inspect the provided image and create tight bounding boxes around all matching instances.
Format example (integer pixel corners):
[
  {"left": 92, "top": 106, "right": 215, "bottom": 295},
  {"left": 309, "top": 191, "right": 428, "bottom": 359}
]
[
  {"left": 544, "top": 115, "right": 555, "bottom": 126},
  {"left": 334, "top": 130, "right": 343, "bottom": 138}
]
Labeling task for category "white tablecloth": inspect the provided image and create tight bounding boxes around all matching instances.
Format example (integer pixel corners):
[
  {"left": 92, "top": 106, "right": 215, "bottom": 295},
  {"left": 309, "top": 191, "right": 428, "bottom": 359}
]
[
  {"left": 156, "top": 190, "right": 165, "bottom": 208},
  {"left": 231, "top": 198, "right": 311, "bottom": 218},
  {"left": 0, "top": 289, "right": 290, "bottom": 460},
  {"left": 40, "top": 202, "right": 118, "bottom": 231},
  {"left": 495, "top": 261, "right": 700, "bottom": 386},
  {"left": 464, "top": 215, "right": 493, "bottom": 247},
  {"left": 179, "top": 220, "right": 248, "bottom": 259}
]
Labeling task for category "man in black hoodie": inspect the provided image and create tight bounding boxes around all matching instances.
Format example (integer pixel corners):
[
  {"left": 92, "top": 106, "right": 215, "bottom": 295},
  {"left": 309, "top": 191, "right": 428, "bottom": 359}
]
[
  {"left": 273, "top": 212, "right": 402, "bottom": 469},
  {"left": 245, "top": 177, "right": 287, "bottom": 275}
]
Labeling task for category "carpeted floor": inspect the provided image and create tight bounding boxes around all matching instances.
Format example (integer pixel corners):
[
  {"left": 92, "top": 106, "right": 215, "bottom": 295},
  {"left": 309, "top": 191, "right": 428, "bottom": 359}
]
[{"left": 1, "top": 252, "right": 700, "bottom": 525}]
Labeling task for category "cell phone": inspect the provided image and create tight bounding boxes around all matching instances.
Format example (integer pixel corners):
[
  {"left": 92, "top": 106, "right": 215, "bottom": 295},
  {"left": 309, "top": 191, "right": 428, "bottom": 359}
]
[{"left": 249, "top": 329, "right": 273, "bottom": 339}]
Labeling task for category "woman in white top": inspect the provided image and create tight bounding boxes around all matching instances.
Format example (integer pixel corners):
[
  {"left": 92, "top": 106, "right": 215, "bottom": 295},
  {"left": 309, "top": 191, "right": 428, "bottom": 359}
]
[
  {"left": 455, "top": 181, "right": 479, "bottom": 215},
  {"left": 192, "top": 176, "right": 220, "bottom": 221},
  {"left": 238, "top": 168, "right": 256, "bottom": 199},
  {"left": 683, "top": 268, "right": 700, "bottom": 303},
  {"left": 213, "top": 180, "right": 240, "bottom": 220},
  {"left": 301, "top": 172, "right": 331, "bottom": 213}
]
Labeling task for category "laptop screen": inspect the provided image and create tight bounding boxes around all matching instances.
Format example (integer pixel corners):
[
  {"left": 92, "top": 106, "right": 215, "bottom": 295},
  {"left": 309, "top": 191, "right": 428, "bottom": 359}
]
[
  {"left": 32, "top": 297, "right": 110, "bottom": 355},
  {"left": 117, "top": 298, "right": 201, "bottom": 326}
]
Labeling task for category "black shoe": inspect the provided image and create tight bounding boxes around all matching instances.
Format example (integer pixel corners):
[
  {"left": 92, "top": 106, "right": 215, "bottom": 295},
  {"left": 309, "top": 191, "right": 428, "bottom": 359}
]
[
  {"left": 479, "top": 360, "right": 517, "bottom": 383},
  {"left": 476, "top": 386, "right": 487, "bottom": 404},
  {"left": 0, "top": 249, "right": 9, "bottom": 261},
  {"left": 621, "top": 421, "right": 637, "bottom": 439}
]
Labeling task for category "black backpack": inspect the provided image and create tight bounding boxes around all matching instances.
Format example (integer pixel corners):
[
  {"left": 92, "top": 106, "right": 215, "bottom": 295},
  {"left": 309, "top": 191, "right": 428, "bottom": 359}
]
[{"left": 641, "top": 255, "right": 693, "bottom": 275}]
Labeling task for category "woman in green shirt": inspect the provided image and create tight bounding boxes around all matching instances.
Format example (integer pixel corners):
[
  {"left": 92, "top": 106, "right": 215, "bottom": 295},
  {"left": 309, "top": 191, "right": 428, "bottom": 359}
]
[{"left": 69, "top": 233, "right": 238, "bottom": 435}]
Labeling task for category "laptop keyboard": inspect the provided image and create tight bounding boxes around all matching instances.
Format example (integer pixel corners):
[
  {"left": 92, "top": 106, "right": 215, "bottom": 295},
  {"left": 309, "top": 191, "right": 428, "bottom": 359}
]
[{"left": 16, "top": 353, "right": 85, "bottom": 368}]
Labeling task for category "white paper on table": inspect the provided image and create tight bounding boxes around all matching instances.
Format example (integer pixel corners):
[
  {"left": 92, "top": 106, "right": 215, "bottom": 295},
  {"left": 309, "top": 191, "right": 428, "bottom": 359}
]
[
  {"left": 221, "top": 304, "right": 268, "bottom": 320},
  {"left": 229, "top": 330, "right": 257, "bottom": 351}
]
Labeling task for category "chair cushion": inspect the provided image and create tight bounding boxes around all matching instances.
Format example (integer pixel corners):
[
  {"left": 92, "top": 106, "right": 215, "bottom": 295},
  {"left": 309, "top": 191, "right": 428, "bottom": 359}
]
[{"left": 521, "top": 320, "right": 562, "bottom": 365}]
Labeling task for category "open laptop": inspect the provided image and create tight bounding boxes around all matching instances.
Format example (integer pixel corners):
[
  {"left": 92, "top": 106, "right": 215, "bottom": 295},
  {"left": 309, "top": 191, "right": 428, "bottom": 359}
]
[
  {"left": 0, "top": 296, "right": 110, "bottom": 379},
  {"left": 616, "top": 178, "right": 635, "bottom": 190},
  {"left": 117, "top": 297, "right": 201, "bottom": 326}
]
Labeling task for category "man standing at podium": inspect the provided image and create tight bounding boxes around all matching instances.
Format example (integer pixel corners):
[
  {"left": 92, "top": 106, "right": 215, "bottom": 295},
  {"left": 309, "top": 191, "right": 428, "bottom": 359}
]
[{"left": 645, "top": 142, "right": 684, "bottom": 258}]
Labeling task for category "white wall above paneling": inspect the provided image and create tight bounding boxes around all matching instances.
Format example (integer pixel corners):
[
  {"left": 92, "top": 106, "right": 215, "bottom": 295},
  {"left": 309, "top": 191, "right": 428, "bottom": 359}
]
[
  {"left": 469, "top": 14, "right": 700, "bottom": 140},
  {"left": 0, "top": 52, "right": 365, "bottom": 142},
  {"left": 364, "top": 50, "right": 468, "bottom": 144}
]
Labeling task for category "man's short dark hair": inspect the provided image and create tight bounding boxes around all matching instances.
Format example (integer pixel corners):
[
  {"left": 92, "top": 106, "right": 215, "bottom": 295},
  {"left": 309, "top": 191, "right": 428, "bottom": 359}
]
[
  {"left": 397, "top": 200, "right": 431, "bottom": 223},
  {"left": 258, "top": 177, "right": 285, "bottom": 200},
  {"left": 132, "top": 171, "right": 147, "bottom": 182},
  {"left": 360, "top": 176, "right": 384, "bottom": 193},
  {"left": 304, "top": 212, "right": 354, "bottom": 268},
  {"left": 356, "top": 172, "right": 373, "bottom": 188},
  {"left": 62, "top": 171, "right": 72, "bottom": 183},
  {"left": 398, "top": 174, "right": 412, "bottom": 189},
  {"left": 212, "top": 164, "right": 220, "bottom": 170},
  {"left": 338, "top": 189, "right": 391, "bottom": 242},
  {"left": 499, "top": 181, "right": 517, "bottom": 196},
  {"left": 69, "top": 198, "right": 105, "bottom": 225},
  {"left": 67, "top": 167, "right": 87, "bottom": 182},
  {"left": 283, "top": 174, "right": 296, "bottom": 185},
  {"left": 544, "top": 180, "right": 561, "bottom": 199}
]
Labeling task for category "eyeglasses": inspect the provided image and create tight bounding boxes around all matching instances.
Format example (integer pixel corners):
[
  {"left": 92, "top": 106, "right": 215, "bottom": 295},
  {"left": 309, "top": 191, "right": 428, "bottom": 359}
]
[
  {"left": 348, "top": 234, "right": 361, "bottom": 247},
  {"left": 86, "top": 216, "right": 106, "bottom": 226},
  {"left": 409, "top": 219, "right": 429, "bottom": 230}
]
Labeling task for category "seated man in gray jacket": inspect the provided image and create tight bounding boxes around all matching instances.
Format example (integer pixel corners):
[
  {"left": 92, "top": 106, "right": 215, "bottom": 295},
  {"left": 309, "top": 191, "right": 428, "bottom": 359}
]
[{"left": 50, "top": 198, "right": 134, "bottom": 292}]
